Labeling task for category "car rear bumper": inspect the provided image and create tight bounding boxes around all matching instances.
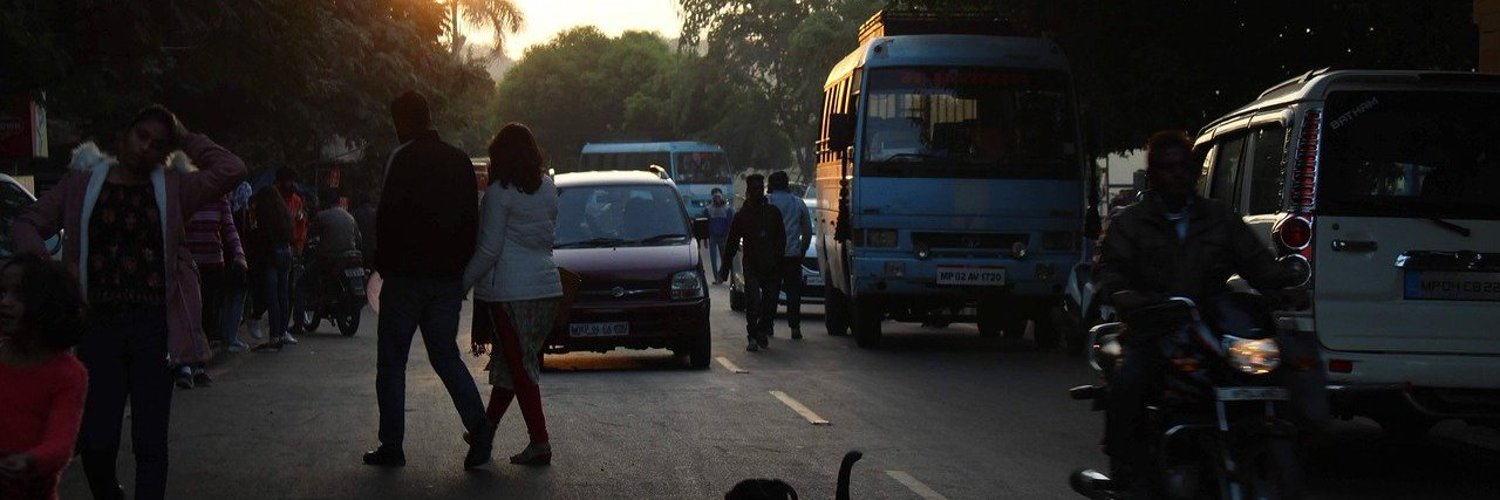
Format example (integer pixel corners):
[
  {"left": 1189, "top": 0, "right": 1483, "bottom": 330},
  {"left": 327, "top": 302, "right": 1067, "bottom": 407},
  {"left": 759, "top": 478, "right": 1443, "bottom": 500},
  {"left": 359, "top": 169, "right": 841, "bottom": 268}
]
[
  {"left": 1325, "top": 349, "right": 1500, "bottom": 418},
  {"left": 545, "top": 299, "right": 709, "bottom": 353}
]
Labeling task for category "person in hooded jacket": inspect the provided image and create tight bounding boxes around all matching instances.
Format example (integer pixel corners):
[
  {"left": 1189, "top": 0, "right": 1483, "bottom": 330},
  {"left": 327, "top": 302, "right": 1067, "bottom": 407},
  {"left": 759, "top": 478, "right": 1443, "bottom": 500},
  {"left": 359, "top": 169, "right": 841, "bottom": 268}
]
[
  {"left": 11, "top": 104, "right": 245, "bottom": 500},
  {"left": 720, "top": 174, "right": 786, "bottom": 352}
]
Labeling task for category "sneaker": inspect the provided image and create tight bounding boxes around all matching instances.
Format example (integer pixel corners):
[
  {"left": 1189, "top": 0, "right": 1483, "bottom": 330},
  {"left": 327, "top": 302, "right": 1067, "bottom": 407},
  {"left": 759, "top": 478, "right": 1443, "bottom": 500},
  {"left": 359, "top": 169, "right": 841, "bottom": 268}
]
[
  {"left": 509, "top": 442, "right": 552, "bottom": 466},
  {"left": 757, "top": 334, "right": 770, "bottom": 348},
  {"left": 226, "top": 340, "right": 250, "bottom": 353},
  {"left": 791, "top": 327, "right": 803, "bottom": 340},
  {"left": 193, "top": 371, "right": 213, "bottom": 388},
  {"left": 252, "top": 341, "right": 283, "bottom": 353},
  {"left": 363, "top": 444, "right": 407, "bottom": 467},
  {"left": 282, "top": 331, "right": 299, "bottom": 345},
  {"left": 174, "top": 368, "right": 194, "bottom": 389},
  {"left": 746, "top": 340, "right": 760, "bottom": 352}
]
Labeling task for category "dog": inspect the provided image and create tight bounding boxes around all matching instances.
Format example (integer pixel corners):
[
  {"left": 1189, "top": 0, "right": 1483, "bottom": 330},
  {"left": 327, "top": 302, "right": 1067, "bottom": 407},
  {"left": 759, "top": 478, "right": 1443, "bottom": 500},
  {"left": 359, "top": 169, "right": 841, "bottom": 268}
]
[{"left": 725, "top": 451, "right": 863, "bottom": 500}]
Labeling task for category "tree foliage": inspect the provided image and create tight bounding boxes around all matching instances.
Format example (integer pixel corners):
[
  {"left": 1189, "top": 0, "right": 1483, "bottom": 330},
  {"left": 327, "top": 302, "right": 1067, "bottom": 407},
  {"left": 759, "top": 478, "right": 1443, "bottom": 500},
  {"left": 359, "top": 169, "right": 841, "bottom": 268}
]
[{"left": 1, "top": 0, "right": 500, "bottom": 186}]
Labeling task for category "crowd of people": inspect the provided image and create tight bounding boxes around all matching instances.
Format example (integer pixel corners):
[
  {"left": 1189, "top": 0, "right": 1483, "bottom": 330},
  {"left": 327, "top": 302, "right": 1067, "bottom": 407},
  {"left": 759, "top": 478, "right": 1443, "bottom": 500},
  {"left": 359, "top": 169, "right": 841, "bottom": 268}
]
[{"left": 0, "top": 89, "right": 569, "bottom": 499}]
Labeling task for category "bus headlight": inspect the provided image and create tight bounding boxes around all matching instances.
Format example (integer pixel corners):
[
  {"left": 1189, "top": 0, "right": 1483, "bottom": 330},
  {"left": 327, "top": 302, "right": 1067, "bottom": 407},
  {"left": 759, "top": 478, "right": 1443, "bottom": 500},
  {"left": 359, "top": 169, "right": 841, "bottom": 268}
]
[
  {"left": 1225, "top": 336, "right": 1280, "bottom": 375},
  {"left": 671, "top": 270, "right": 705, "bottom": 299}
]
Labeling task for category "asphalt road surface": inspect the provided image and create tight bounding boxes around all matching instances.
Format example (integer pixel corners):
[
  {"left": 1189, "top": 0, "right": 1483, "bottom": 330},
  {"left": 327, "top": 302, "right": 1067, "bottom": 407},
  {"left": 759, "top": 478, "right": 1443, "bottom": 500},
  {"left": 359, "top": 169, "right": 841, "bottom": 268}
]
[{"left": 57, "top": 282, "right": 1500, "bottom": 499}]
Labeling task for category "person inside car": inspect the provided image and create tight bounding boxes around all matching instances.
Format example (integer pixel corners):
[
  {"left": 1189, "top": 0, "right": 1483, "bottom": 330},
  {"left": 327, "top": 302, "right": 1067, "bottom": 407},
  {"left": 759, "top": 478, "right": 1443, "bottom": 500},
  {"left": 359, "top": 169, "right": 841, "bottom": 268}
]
[{"left": 1093, "top": 130, "right": 1304, "bottom": 491}]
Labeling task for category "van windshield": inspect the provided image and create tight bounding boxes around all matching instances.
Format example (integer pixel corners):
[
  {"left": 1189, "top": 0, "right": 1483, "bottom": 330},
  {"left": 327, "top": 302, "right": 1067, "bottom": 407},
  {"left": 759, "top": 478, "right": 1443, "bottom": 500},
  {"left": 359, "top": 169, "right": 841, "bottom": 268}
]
[
  {"left": 1320, "top": 90, "right": 1500, "bottom": 220},
  {"left": 555, "top": 184, "right": 690, "bottom": 248},
  {"left": 860, "top": 67, "right": 1079, "bottom": 179}
]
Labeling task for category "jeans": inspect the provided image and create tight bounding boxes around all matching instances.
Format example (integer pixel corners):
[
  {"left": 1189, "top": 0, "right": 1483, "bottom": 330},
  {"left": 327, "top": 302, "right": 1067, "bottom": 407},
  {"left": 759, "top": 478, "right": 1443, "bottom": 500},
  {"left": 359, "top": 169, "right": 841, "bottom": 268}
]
[
  {"left": 220, "top": 268, "right": 248, "bottom": 344},
  {"left": 375, "top": 275, "right": 487, "bottom": 446},
  {"left": 264, "top": 245, "right": 292, "bottom": 339},
  {"left": 744, "top": 272, "right": 781, "bottom": 340},
  {"left": 77, "top": 307, "right": 172, "bottom": 500},
  {"left": 777, "top": 256, "right": 804, "bottom": 329},
  {"left": 707, "top": 237, "right": 726, "bottom": 279},
  {"left": 198, "top": 264, "right": 225, "bottom": 341}
]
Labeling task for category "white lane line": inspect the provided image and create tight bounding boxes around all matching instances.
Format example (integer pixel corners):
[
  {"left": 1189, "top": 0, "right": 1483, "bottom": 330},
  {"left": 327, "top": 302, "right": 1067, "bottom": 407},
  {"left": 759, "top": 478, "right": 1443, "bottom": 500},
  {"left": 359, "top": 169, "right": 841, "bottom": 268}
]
[
  {"left": 715, "top": 356, "right": 748, "bottom": 373},
  {"left": 885, "top": 471, "right": 948, "bottom": 500},
  {"left": 769, "top": 390, "right": 830, "bottom": 425}
]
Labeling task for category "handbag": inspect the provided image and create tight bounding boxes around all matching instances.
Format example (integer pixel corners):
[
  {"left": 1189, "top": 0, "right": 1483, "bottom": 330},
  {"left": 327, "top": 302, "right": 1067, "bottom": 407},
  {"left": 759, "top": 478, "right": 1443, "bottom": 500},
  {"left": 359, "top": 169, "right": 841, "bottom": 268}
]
[{"left": 471, "top": 266, "right": 581, "bottom": 356}]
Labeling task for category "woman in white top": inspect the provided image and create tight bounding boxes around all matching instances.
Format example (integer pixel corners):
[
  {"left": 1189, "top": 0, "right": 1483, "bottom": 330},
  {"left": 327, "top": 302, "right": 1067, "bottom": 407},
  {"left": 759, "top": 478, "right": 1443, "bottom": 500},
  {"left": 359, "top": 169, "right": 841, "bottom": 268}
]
[{"left": 461, "top": 123, "right": 562, "bottom": 467}]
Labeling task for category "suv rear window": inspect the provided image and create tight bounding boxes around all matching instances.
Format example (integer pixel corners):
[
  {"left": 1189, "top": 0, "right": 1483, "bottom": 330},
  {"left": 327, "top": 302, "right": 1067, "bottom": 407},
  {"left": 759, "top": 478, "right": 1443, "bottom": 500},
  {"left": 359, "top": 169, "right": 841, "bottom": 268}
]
[{"left": 1319, "top": 90, "right": 1500, "bottom": 220}]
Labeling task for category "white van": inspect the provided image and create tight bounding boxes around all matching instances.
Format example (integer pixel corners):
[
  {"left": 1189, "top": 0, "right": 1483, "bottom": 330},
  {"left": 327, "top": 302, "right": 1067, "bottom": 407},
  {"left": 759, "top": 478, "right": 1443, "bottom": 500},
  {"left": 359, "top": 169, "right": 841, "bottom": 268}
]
[{"left": 1195, "top": 69, "right": 1500, "bottom": 435}]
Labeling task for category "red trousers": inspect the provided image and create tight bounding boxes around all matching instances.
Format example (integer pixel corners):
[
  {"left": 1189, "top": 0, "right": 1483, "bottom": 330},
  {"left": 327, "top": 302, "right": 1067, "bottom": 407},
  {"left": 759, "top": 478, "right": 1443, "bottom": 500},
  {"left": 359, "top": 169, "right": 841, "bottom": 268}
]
[{"left": 484, "top": 303, "right": 548, "bottom": 444}]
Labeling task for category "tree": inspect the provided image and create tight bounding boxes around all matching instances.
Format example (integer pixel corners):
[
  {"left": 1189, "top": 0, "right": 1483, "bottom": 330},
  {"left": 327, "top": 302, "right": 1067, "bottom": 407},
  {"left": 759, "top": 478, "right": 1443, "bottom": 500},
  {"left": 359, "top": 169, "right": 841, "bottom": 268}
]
[{"left": 449, "top": 0, "right": 525, "bottom": 56}]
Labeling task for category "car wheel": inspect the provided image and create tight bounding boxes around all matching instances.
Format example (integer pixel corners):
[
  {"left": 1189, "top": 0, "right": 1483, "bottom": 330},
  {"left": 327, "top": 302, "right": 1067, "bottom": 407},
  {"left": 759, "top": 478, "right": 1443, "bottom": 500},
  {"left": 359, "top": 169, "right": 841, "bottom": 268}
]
[
  {"left": 1032, "top": 306, "right": 1060, "bottom": 350},
  {"left": 729, "top": 289, "right": 746, "bottom": 312},
  {"left": 688, "top": 326, "right": 712, "bottom": 370},
  {"left": 977, "top": 296, "right": 1004, "bottom": 338},
  {"left": 824, "top": 284, "right": 850, "bottom": 336},
  {"left": 852, "top": 296, "right": 883, "bottom": 349}
]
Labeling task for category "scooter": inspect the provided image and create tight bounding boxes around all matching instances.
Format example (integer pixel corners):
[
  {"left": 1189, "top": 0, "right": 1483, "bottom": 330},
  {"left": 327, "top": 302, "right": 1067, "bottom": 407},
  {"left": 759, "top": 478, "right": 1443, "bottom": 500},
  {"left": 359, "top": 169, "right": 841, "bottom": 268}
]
[
  {"left": 1069, "top": 295, "right": 1303, "bottom": 500},
  {"left": 293, "top": 239, "right": 367, "bottom": 337}
]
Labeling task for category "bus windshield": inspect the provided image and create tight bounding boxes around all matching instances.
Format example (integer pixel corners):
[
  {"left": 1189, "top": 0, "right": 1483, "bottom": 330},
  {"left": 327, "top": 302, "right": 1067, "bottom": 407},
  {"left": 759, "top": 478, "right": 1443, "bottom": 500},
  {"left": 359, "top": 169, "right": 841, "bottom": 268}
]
[
  {"left": 860, "top": 67, "right": 1079, "bottom": 179},
  {"left": 575, "top": 152, "right": 671, "bottom": 174},
  {"left": 672, "top": 151, "right": 731, "bottom": 184}
]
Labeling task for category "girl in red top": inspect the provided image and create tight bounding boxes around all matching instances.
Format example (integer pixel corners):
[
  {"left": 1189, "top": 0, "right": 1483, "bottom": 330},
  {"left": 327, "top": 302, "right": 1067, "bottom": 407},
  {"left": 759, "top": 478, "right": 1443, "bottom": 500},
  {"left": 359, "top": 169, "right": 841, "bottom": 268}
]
[{"left": 0, "top": 254, "right": 89, "bottom": 500}]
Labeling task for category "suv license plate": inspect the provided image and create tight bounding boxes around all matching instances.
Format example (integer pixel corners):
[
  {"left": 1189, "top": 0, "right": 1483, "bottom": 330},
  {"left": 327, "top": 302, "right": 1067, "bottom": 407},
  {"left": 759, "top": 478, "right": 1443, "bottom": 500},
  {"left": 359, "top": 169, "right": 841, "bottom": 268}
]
[
  {"left": 569, "top": 322, "right": 630, "bottom": 338},
  {"left": 805, "top": 275, "right": 824, "bottom": 287},
  {"left": 936, "top": 266, "right": 1005, "bottom": 286},
  {"left": 1404, "top": 271, "right": 1500, "bottom": 301},
  {"left": 1216, "top": 386, "right": 1289, "bottom": 401}
]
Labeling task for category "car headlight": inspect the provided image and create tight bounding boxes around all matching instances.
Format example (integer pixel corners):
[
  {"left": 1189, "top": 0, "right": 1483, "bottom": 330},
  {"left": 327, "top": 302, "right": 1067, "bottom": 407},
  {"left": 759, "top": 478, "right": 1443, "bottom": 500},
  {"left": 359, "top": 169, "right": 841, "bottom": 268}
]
[
  {"left": 671, "top": 270, "right": 705, "bottom": 299},
  {"left": 1225, "top": 336, "right": 1280, "bottom": 375}
]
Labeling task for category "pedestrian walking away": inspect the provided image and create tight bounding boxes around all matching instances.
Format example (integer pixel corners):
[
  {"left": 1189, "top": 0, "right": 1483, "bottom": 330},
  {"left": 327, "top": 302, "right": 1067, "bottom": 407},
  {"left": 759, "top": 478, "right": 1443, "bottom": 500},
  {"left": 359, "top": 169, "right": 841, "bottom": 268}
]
[
  {"left": 250, "top": 185, "right": 295, "bottom": 353},
  {"left": 0, "top": 255, "right": 89, "bottom": 500},
  {"left": 701, "top": 187, "right": 734, "bottom": 284},
  {"left": 720, "top": 174, "right": 786, "bottom": 352},
  {"left": 277, "top": 170, "right": 307, "bottom": 343},
  {"left": 11, "top": 104, "right": 246, "bottom": 500},
  {"left": 461, "top": 123, "right": 564, "bottom": 469},
  {"left": 220, "top": 181, "right": 254, "bottom": 353},
  {"left": 363, "top": 90, "right": 487, "bottom": 469},
  {"left": 181, "top": 193, "right": 247, "bottom": 381},
  {"left": 766, "top": 171, "right": 811, "bottom": 339}
]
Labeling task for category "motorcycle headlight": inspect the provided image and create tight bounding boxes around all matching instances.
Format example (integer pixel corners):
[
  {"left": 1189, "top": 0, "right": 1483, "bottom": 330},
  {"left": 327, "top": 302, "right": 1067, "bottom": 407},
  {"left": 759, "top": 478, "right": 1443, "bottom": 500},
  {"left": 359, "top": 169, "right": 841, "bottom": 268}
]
[
  {"left": 1225, "top": 336, "right": 1280, "bottom": 375},
  {"left": 671, "top": 270, "right": 705, "bottom": 299}
]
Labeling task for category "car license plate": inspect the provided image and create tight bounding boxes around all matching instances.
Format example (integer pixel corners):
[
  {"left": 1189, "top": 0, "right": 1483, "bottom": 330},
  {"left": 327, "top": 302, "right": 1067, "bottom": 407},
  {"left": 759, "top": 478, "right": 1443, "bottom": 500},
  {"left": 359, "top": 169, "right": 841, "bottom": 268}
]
[
  {"left": 936, "top": 266, "right": 1005, "bottom": 286},
  {"left": 1403, "top": 271, "right": 1500, "bottom": 302},
  {"left": 1216, "top": 386, "right": 1289, "bottom": 401},
  {"left": 344, "top": 269, "right": 365, "bottom": 278},
  {"left": 569, "top": 322, "right": 629, "bottom": 338},
  {"left": 805, "top": 274, "right": 824, "bottom": 287}
]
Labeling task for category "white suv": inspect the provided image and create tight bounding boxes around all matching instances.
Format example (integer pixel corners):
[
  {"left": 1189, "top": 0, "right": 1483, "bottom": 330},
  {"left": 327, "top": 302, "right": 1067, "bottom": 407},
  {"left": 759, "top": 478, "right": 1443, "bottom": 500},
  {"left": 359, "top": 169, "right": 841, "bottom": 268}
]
[{"left": 1195, "top": 69, "right": 1500, "bottom": 435}]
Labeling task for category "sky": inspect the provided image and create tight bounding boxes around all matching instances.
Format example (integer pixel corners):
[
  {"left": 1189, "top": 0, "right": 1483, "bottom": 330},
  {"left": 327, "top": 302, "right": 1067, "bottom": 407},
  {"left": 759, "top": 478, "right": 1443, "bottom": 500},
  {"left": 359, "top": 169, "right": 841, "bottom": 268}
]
[{"left": 460, "top": 0, "right": 684, "bottom": 60}]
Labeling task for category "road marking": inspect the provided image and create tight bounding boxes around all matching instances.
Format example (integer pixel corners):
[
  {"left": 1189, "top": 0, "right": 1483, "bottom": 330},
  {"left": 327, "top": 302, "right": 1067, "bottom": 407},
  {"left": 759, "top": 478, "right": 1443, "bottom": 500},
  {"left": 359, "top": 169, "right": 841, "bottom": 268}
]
[
  {"left": 885, "top": 471, "right": 948, "bottom": 500},
  {"left": 715, "top": 356, "right": 748, "bottom": 373},
  {"left": 769, "top": 390, "right": 829, "bottom": 425}
]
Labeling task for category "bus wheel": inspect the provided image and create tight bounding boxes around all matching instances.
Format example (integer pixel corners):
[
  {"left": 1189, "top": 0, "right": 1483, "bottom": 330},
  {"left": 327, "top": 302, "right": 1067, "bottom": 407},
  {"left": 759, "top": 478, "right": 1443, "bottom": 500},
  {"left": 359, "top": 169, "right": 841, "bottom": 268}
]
[
  {"left": 853, "top": 296, "right": 883, "bottom": 349},
  {"left": 825, "top": 284, "right": 850, "bottom": 336}
]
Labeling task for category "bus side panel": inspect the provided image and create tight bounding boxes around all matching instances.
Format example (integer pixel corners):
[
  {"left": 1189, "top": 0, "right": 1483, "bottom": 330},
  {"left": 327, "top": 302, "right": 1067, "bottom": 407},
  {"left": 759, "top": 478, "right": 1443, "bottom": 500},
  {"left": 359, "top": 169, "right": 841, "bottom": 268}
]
[{"left": 815, "top": 158, "right": 851, "bottom": 295}]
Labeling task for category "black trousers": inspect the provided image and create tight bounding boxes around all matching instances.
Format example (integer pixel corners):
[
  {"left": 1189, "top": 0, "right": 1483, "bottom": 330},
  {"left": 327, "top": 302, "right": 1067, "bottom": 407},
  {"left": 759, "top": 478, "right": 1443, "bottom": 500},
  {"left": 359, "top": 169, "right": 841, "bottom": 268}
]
[
  {"left": 744, "top": 272, "right": 781, "bottom": 339},
  {"left": 776, "top": 257, "right": 804, "bottom": 328},
  {"left": 198, "top": 264, "right": 225, "bottom": 341},
  {"left": 77, "top": 307, "right": 173, "bottom": 500}
]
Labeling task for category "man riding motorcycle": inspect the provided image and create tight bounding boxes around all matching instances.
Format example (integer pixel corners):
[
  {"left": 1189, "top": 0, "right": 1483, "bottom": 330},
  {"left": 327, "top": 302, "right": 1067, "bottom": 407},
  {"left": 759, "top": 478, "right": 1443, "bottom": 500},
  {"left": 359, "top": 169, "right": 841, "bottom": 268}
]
[
  {"left": 304, "top": 189, "right": 362, "bottom": 292},
  {"left": 1093, "top": 131, "right": 1309, "bottom": 492}
]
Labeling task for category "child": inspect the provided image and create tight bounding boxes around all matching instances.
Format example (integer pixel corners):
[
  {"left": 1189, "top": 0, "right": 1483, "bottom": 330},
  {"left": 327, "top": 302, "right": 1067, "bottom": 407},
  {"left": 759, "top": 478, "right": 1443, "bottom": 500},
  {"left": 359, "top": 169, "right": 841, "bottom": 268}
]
[{"left": 0, "top": 254, "right": 88, "bottom": 500}]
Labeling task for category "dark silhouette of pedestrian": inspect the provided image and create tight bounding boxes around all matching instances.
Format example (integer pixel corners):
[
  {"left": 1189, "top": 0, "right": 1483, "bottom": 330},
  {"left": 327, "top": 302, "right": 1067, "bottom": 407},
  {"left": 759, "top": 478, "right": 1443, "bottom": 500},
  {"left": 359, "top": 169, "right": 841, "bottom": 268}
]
[{"left": 720, "top": 174, "right": 786, "bottom": 351}]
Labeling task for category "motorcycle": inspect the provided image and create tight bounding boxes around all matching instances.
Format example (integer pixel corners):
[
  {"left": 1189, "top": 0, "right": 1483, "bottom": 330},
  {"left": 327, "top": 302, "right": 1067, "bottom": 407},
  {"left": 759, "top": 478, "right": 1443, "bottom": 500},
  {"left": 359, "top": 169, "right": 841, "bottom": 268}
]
[
  {"left": 1069, "top": 294, "right": 1303, "bottom": 500},
  {"left": 294, "top": 241, "right": 368, "bottom": 337}
]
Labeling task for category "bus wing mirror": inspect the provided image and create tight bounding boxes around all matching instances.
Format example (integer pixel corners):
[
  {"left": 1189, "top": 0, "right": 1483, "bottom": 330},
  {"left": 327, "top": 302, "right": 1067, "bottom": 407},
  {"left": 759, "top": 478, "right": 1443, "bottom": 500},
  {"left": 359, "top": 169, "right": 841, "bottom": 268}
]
[{"left": 827, "top": 113, "right": 856, "bottom": 152}]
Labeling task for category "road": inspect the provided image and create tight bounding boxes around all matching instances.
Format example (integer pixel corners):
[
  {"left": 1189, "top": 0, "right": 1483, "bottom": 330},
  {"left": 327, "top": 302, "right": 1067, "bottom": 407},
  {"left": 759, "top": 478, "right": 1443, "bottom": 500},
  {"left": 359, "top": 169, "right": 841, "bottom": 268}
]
[{"left": 58, "top": 283, "right": 1500, "bottom": 499}]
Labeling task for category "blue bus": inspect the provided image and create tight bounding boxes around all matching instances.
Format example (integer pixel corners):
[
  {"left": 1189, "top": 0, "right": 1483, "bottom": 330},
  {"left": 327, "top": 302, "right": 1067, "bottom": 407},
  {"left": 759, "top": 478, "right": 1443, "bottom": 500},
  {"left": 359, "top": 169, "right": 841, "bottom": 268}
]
[
  {"left": 576, "top": 142, "right": 733, "bottom": 211},
  {"left": 814, "top": 17, "right": 1086, "bottom": 348}
]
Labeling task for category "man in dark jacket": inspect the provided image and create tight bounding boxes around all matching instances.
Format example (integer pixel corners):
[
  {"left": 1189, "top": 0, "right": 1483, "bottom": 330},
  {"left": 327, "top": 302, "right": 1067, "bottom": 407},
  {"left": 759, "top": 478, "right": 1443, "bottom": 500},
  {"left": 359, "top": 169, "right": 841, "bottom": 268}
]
[
  {"left": 721, "top": 175, "right": 786, "bottom": 352},
  {"left": 364, "top": 90, "right": 488, "bottom": 469},
  {"left": 1094, "top": 130, "right": 1302, "bottom": 488}
]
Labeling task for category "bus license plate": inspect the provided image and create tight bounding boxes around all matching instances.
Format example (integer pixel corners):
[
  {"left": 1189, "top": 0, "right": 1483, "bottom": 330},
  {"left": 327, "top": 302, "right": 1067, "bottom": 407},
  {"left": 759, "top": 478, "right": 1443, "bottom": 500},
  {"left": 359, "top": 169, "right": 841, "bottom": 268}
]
[
  {"left": 936, "top": 267, "right": 1005, "bottom": 286},
  {"left": 1216, "top": 386, "right": 1289, "bottom": 401},
  {"left": 569, "top": 322, "right": 630, "bottom": 338},
  {"left": 805, "top": 275, "right": 824, "bottom": 287}
]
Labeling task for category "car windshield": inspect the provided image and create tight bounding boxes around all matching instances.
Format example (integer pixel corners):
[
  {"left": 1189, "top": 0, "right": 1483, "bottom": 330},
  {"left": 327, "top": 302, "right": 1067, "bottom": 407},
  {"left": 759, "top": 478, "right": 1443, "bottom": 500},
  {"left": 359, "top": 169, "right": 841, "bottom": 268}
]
[
  {"left": 572, "top": 151, "right": 672, "bottom": 174},
  {"left": 1320, "top": 90, "right": 1500, "bottom": 220},
  {"left": 672, "top": 152, "right": 731, "bottom": 185},
  {"left": 556, "top": 184, "right": 691, "bottom": 248},
  {"left": 860, "top": 67, "right": 1079, "bottom": 179}
]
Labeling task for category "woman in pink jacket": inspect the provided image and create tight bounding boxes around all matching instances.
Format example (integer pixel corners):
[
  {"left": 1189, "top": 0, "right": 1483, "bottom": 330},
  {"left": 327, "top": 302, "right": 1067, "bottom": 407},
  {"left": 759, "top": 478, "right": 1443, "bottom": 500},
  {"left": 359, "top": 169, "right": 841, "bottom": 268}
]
[{"left": 11, "top": 104, "right": 246, "bottom": 500}]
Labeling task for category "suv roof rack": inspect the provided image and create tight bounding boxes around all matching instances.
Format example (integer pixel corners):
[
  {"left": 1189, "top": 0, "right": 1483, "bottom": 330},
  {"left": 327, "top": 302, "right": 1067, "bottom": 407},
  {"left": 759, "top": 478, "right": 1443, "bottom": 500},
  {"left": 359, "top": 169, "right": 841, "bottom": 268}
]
[{"left": 858, "top": 2, "right": 1019, "bottom": 44}]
